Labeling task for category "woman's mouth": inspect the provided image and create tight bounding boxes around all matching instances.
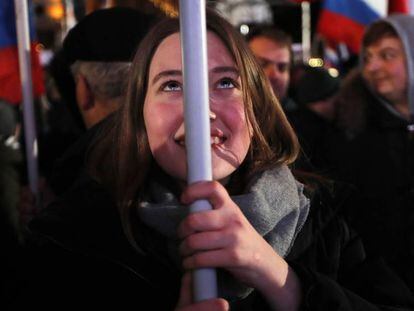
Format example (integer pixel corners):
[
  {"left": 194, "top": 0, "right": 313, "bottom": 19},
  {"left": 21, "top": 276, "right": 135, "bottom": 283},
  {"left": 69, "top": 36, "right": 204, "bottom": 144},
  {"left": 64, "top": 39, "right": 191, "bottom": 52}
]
[
  {"left": 210, "top": 135, "right": 226, "bottom": 147},
  {"left": 175, "top": 130, "right": 227, "bottom": 147}
]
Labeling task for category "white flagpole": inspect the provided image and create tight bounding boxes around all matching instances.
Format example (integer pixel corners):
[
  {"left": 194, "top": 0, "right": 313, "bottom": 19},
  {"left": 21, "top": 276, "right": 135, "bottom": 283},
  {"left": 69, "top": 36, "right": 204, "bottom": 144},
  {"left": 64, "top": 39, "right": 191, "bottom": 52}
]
[
  {"left": 301, "top": 0, "right": 311, "bottom": 64},
  {"left": 14, "top": 0, "right": 39, "bottom": 195},
  {"left": 179, "top": 0, "right": 218, "bottom": 301}
]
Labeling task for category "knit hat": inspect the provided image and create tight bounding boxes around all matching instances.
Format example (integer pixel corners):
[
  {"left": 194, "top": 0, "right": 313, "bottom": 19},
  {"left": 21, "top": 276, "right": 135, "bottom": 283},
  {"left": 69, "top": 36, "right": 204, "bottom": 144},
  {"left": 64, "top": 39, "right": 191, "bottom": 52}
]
[
  {"left": 296, "top": 67, "right": 340, "bottom": 105},
  {"left": 51, "top": 7, "right": 157, "bottom": 130},
  {"left": 62, "top": 7, "right": 157, "bottom": 64}
]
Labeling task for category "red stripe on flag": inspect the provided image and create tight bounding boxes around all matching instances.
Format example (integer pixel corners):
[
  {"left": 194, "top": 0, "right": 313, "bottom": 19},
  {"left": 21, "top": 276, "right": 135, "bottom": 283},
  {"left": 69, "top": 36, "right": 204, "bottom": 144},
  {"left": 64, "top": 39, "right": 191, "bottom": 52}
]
[
  {"left": 317, "top": 10, "right": 366, "bottom": 54},
  {"left": 388, "top": 0, "right": 409, "bottom": 14},
  {"left": 0, "top": 43, "right": 44, "bottom": 105}
]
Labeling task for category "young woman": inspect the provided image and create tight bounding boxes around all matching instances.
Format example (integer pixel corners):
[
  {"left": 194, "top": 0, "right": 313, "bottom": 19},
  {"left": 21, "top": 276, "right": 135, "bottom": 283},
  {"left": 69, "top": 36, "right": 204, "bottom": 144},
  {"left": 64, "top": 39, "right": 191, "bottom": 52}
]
[{"left": 5, "top": 9, "right": 414, "bottom": 311}]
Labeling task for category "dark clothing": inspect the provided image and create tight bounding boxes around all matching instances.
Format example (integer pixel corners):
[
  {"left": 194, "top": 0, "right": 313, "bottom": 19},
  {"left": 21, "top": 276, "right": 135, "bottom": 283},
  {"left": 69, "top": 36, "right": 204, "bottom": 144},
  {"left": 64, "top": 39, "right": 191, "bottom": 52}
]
[
  {"left": 3, "top": 174, "right": 414, "bottom": 310},
  {"left": 288, "top": 181, "right": 414, "bottom": 310},
  {"left": 287, "top": 107, "right": 346, "bottom": 176},
  {"left": 0, "top": 143, "right": 22, "bottom": 250},
  {"left": 331, "top": 95, "right": 414, "bottom": 289},
  {"left": 281, "top": 96, "right": 299, "bottom": 114},
  {"left": 3, "top": 180, "right": 179, "bottom": 310},
  {"left": 0, "top": 143, "right": 23, "bottom": 309},
  {"left": 37, "top": 97, "right": 84, "bottom": 180},
  {"left": 47, "top": 119, "right": 103, "bottom": 196}
]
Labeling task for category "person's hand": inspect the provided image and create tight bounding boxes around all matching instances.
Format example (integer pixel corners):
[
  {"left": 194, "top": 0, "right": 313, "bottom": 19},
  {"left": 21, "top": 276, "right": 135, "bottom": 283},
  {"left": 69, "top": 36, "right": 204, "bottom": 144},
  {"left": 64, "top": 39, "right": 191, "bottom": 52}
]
[
  {"left": 175, "top": 272, "right": 229, "bottom": 311},
  {"left": 18, "top": 185, "right": 38, "bottom": 224},
  {"left": 178, "top": 181, "right": 302, "bottom": 311},
  {"left": 18, "top": 178, "right": 56, "bottom": 224},
  {"left": 178, "top": 180, "right": 284, "bottom": 289}
]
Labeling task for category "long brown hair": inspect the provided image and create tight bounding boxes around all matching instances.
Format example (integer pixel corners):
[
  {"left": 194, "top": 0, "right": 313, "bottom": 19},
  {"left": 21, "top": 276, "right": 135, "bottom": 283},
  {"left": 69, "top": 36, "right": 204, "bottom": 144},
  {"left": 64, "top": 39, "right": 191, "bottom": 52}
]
[{"left": 89, "top": 8, "right": 299, "bottom": 221}]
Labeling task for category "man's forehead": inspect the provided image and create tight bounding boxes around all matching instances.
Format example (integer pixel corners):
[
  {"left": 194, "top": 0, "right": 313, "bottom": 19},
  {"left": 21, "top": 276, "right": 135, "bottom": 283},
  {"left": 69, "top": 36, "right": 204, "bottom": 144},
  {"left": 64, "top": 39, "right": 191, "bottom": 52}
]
[
  {"left": 257, "top": 56, "right": 289, "bottom": 65},
  {"left": 250, "top": 40, "right": 290, "bottom": 60},
  {"left": 365, "top": 36, "right": 403, "bottom": 52},
  {"left": 250, "top": 36, "right": 289, "bottom": 50}
]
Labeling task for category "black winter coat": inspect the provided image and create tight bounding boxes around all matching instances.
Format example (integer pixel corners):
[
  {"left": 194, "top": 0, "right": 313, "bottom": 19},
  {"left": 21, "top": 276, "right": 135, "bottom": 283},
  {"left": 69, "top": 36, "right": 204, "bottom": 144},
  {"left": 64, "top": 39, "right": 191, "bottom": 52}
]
[
  {"left": 329, "top": 96, "right": 414, "bottom": 290},
  {"left": 3, "top": 174, "right": 414, "bottom": 310}
]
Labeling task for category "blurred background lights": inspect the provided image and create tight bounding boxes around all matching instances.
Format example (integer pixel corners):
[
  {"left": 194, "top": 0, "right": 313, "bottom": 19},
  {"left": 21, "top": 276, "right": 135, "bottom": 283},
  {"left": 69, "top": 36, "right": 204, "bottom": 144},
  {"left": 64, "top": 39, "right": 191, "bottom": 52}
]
[
  {"left": 47, "top": 0, "right": 64, "bottom": 20},
  {"left": 328, "top": 67, "right": 339, "bottom": 77},
  {"left": 240, "top": 24, "right": 249, "bottom": 35},
  {"left": 308, "top": 57, "right": 324, "bottom": 67}
]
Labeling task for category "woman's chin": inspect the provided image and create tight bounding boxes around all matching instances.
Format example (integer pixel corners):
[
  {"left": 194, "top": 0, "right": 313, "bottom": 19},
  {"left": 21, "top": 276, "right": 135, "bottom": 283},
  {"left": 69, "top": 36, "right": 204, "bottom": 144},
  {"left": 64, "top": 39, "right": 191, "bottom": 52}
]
[{"left": 212, "top": 165, "right": 236, "bottom": 183}]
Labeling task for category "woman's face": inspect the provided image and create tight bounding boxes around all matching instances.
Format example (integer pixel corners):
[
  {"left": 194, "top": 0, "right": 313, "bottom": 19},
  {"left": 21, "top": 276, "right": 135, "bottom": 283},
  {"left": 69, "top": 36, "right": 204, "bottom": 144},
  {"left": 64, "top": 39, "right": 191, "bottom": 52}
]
[{"left": 144, "top": 31, "right": 251, "bottom": 182}]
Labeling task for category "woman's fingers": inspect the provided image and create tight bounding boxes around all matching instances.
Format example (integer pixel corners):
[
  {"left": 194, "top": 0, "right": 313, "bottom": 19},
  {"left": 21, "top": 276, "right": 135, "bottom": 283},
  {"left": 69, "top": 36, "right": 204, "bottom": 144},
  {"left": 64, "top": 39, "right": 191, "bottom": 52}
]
[
  {"left": 180, "top": 181, "right": 229, "bottom": 207},
  {"left": 179, "top": 230, "right": 231, "bottom": 256},
  {"left": 178, "top": 180, "right": 280, "bottom": 289},
  {"left": 177, "top": 209, "right": 228, "bottom": 239},
  {"left": 178, "top": 181, "right": 242, "bottom": 240},
  {"left": 181, "top": 248, "right": 246, "bottom": 270}
]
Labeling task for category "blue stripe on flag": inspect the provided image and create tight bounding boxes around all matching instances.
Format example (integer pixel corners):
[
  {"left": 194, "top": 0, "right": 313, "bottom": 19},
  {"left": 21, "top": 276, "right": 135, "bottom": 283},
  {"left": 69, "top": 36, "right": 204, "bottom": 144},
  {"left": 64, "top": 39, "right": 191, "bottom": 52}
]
[
  {"left": 0, "top": 0, "right": 36, "bottom": 48},
  {"left": 323, "top": 0, "right": 380, "bottom": 26}
]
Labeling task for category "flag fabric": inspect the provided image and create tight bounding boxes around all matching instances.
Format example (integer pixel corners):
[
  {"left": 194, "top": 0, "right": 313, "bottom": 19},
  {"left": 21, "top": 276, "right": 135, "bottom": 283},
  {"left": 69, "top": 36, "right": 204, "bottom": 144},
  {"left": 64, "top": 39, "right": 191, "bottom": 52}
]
[
  {"left": 0, "top": 0, "right": 45, "bottom": 105},
  {"left": 388, "top": 0, "right": 409, "bottom": 14},
  {"left": 317, "top": 0, "right": 387, "bottom": 54}
]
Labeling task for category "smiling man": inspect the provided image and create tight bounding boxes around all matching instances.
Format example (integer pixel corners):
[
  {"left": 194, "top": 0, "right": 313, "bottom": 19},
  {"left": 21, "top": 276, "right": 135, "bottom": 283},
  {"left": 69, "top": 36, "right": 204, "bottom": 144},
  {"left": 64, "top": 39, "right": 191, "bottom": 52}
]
[
  {"left": 362, "top": 19, "right": 411, "bottom": 120},
  {"left": 331, "top": 14, "right": 414, "bottom": 292}
]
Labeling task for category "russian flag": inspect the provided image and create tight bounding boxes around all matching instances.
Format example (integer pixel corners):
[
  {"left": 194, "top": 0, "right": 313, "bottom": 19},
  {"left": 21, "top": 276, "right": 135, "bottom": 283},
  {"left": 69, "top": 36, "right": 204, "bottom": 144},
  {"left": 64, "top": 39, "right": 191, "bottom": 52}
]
[
  {"left": 0, "top": 0, "right": 44, "bottom": 105},
  {"left": 317, "top": 0, "right": 387, "bottom": 54}
]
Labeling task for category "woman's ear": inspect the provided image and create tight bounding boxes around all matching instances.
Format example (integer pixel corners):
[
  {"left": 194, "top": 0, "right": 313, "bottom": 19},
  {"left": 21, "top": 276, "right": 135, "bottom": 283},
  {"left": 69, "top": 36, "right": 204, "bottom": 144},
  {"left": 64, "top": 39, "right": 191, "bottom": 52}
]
[{"left": 75, "top": 74, "right": 94, "bottom": 111}]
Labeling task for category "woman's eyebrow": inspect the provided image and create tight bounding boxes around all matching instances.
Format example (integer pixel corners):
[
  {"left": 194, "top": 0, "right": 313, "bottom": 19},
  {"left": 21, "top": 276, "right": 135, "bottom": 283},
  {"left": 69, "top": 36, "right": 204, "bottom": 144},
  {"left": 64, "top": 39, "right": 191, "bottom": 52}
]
[
  {"left": 152, "top": 70, "right": 182, "bottom": 85},
  {"left": 211, "top": 66, "right": 239, "bottom": 75}
]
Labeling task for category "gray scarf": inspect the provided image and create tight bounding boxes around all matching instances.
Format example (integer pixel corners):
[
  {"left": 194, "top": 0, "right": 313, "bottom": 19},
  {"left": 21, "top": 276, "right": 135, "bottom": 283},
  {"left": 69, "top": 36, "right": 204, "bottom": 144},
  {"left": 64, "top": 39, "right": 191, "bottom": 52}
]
[{"left": 137, "top": 165, "right": 310, "bottom": 300}]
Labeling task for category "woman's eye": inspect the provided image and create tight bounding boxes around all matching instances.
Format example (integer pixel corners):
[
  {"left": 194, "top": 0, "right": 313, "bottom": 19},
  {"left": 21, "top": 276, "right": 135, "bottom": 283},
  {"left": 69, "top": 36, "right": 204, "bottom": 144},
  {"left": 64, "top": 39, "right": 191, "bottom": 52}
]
[
  {"left": 217, "top": 78, "right": 236, "bottom": 89},
  {"left": 162, "top": 81, "right": 182, "bottom": 92}
]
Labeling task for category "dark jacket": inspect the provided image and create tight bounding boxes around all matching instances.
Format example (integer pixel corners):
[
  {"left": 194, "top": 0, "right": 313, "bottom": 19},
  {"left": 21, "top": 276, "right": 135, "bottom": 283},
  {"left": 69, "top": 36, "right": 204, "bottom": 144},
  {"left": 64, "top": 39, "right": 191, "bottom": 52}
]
[
  {"left": 330, "top": 90, "right": 414, "bottom": 290},
  {"left": 3, "top": 173, "right": 414, "bottom": 310},
  {"left": 287, "top": 107, "right": 347, "bottom": 176},
  {"left": 0, "top": 143, "right": 22, "bottom": 252},
  {"left": 47, "top": 117, "right": 109, "bottom": 196}
]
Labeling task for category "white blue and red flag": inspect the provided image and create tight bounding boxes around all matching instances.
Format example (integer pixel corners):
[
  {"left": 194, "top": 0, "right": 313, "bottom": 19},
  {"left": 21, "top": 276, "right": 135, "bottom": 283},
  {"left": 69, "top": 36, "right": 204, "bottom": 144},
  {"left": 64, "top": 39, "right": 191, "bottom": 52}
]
[
  {"left": 317, "top": 0, "right": 388, "bottom": 54},
  {"left": 0, "top": 0, "right": 44, "bottom": 105}
]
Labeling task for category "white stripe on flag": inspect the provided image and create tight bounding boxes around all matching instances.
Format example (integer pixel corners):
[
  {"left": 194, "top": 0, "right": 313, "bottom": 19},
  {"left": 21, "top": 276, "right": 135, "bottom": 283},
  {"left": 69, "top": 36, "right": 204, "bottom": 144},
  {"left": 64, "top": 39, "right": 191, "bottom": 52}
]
[{"left": 364, "top": 0, "right": 387, "bottom": 17}]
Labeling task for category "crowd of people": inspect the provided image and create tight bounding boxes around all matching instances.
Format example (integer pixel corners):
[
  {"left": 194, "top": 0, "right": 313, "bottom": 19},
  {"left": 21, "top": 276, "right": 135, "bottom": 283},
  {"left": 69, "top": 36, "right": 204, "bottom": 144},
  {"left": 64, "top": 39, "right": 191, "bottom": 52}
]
[{"left": 1, "top": 4, "right": 414, "bottom": 311}]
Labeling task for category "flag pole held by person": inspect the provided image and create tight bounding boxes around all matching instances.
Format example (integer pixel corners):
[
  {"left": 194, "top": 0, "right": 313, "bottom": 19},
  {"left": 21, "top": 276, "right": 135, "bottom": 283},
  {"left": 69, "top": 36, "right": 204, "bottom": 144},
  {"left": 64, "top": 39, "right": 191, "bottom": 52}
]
[
  {"left": 14, "top": 0, "right": 39, "bottom": 197},
  {"left": 179, "top": 0, "right": 218, "bottom": 302}
]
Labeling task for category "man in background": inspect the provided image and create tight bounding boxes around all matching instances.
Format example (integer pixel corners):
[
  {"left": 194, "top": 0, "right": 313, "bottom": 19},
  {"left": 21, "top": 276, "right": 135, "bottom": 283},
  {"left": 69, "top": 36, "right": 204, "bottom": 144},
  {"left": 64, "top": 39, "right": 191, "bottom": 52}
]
[
  {"left": 330, "top": 14, "right": 414, "bottom": 290},
  {"left": 21, "top": 7, "right": 157, "bottom": 219},
  {"left": 247, "top": 26, "right": 297, "bottom": 113}
]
